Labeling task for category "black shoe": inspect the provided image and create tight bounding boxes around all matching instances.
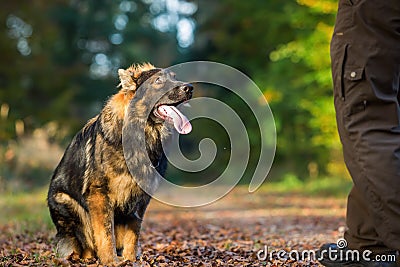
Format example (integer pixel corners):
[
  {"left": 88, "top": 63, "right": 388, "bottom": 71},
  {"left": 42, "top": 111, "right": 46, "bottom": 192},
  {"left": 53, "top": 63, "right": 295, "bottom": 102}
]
[
  {"left": 317, "top": 243, "right": 398, "bottom": 267},
  {"left": 317, "top": 243, "right": 360, "bottom": 266}
]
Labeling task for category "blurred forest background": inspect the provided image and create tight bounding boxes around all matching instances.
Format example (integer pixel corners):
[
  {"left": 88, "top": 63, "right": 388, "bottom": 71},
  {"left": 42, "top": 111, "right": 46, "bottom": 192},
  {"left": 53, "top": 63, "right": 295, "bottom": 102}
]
[{"left": 0, "top": 0, "right": 349, "bottom": 193}]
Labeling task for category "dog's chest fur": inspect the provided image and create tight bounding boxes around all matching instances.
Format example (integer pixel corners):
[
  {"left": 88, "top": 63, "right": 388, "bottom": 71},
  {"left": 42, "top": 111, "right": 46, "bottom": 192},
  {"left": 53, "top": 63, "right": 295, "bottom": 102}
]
[{"left": 79, "top": 92, "right": 169, "bottom": 214}]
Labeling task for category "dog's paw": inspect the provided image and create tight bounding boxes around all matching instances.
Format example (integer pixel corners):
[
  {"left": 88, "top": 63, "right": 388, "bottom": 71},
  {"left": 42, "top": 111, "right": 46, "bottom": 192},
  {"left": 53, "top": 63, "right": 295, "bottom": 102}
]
[
  {"left": 99, "top": 256, "right": 121, "bottom": 267},
  {"left": 136, "top": 244, "right": 142, "bottom": 260},
  {"left": 56, "top": 236, "right": 81, "bottom": 258},
  {"left": 82, "top": 248, "right": 94, "bottom": 259}
]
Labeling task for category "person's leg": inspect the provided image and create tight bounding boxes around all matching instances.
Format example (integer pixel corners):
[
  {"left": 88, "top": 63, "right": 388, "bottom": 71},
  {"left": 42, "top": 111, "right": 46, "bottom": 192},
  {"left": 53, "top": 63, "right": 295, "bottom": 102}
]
[
  {"left": 330, "top": 0, "right": 400, "bottom": 255},
  {"left": 338, "top": 43, "right": 400, "bottom": 252},
  {"left": 345, "top": 186, "right": 385, "bottom": 250},
  {"left": 341, "top": 127, "right": 392, "bottom": 251}
]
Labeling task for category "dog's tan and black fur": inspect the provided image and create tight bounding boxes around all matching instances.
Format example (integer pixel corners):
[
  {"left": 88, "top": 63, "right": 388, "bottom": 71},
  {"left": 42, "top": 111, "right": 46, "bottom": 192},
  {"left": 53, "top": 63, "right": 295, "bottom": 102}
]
[{"left": 47, "top": 63, "right": 193, "bottom": 265}]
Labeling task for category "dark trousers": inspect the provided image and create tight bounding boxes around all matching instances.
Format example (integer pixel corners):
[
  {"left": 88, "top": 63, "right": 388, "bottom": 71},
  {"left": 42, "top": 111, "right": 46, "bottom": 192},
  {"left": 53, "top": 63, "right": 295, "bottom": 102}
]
[{"left": 331, "top": 0, "right": 400, "bottom": 251}]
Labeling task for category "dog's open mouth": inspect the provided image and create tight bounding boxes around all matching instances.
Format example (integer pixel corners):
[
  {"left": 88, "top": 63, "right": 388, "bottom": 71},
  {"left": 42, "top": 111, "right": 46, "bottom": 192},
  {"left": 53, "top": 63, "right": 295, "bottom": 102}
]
[{"left": 153, "top": 104, "right": 192, "bottom": 134}]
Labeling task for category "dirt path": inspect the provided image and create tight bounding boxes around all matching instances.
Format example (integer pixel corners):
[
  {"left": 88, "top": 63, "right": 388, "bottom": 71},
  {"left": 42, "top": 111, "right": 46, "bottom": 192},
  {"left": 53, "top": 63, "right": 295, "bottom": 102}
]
[{"left": 0, "top": 188, "right": 346, "bottom": 266}]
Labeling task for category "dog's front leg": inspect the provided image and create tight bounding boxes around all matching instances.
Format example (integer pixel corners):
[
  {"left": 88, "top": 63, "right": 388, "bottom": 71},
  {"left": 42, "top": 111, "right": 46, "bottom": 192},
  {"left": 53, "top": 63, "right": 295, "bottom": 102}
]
[
  {"left": 121, "top": 217, "right": 142, "bottom": 261},
  {"left": 122, "top": 198, "right": 150, "bottom": 261},
  {"left": 87, "top": 191, "right": 119, "bottom": 265}
]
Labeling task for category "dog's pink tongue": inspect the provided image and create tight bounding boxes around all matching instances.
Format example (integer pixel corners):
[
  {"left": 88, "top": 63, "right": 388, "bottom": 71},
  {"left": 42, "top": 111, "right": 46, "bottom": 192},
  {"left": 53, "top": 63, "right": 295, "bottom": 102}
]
[{"left": 158, "top": 105, "right": 192, "bottom": 134}]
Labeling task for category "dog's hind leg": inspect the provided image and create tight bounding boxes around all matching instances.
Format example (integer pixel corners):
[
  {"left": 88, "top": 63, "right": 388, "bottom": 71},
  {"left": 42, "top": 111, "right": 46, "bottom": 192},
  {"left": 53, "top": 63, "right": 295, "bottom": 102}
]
[{"left": 49, "top": 192, "right": 94, "bottom": 258}]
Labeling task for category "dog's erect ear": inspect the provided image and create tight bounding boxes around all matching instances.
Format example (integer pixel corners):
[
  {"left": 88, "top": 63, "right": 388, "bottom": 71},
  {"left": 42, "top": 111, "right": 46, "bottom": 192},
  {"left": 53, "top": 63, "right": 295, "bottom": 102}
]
[
  {"left": 118, "top": 63, "right": 157, "bottom": 91},
  {"left": 118, "top": 69, "right": 136, "bottom": 91}
]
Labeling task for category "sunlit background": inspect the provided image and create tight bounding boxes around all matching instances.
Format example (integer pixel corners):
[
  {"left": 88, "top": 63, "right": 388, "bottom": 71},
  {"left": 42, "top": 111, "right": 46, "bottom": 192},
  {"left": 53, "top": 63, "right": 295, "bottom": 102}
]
[{"left": 0, "top": 0, "right": 349, "bottom": 193}]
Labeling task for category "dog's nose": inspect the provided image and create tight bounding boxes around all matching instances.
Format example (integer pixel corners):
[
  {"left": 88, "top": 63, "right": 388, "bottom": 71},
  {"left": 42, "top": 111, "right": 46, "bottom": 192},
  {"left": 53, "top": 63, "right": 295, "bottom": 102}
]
[{"left": 180, "top": 84, "right": 193, "bottom": 93}]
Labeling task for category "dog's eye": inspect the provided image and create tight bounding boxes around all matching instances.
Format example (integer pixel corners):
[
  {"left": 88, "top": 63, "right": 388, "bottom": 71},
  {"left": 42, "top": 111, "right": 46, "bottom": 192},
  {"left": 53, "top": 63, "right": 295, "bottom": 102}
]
[{"left": 155, "top": 77, "right": 164, "bottom": 84}]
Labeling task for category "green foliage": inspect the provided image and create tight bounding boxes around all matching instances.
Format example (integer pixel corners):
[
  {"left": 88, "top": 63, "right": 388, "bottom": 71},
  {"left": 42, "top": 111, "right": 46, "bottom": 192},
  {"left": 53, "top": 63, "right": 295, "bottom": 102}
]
[
  {"left": 266, "top": 0, "right": 343, "bottom": 178},
  {"left": 197, "top": 0, "right": 345, "bottom": 179}
]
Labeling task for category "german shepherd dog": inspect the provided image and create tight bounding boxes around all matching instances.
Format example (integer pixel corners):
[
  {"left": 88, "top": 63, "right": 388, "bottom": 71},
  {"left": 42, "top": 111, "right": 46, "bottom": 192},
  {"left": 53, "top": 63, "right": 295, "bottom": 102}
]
[{"left": 47, "top": 63, "right": 193, "bottom": 265}]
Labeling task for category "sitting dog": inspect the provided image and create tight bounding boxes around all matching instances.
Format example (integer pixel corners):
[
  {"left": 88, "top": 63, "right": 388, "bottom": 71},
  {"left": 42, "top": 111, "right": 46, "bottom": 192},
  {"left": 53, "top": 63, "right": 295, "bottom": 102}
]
[{"left": 47, "top": 63, "right": 193, "bottom": 265}]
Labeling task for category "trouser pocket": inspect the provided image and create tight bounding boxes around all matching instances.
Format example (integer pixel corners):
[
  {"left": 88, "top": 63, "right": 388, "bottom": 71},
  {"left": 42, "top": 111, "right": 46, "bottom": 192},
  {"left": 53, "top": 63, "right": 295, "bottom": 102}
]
[{"left": 332, "top": 43, "right": 368, "bottom": 117}]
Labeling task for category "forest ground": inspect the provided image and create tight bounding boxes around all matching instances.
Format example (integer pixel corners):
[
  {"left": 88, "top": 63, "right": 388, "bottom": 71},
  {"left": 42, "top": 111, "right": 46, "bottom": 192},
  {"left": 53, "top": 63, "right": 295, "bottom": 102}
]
[{"left": 0, "top": 184, "right": 348, "bottom": 266}]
